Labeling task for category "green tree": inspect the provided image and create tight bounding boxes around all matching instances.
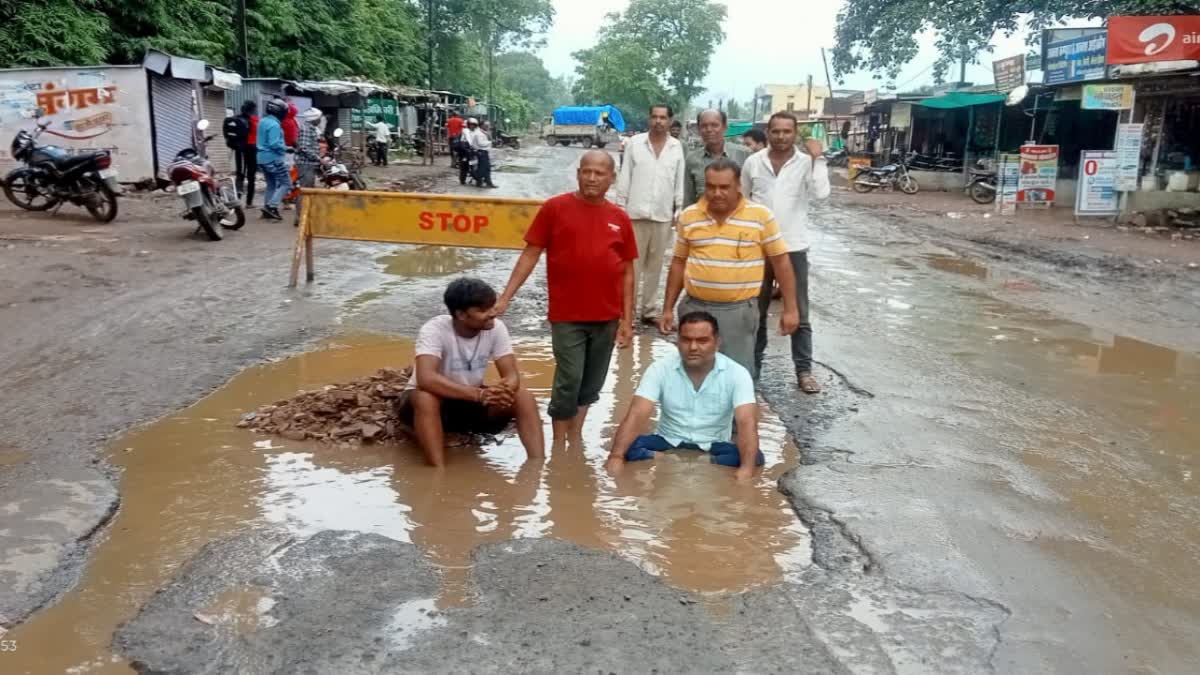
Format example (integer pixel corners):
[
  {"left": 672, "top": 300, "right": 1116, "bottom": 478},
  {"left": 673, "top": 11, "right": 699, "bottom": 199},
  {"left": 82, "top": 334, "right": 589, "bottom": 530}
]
[
  {"left": 0, "top": 1, "right": 112, "bottom": 67},
  {"left": 572, "top": 0, "right": 726, "bottom": 126},
  {"left": 104, "top": 0, "right": 234, "bottom": 65},
  {"left": 833, "top": 0, "right": 1200, "bottom": 82}
]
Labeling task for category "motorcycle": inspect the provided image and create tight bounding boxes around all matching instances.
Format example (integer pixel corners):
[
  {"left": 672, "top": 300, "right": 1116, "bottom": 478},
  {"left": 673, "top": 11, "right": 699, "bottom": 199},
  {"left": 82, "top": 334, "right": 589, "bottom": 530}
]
[
  {"left": 496, "top": 131, "right": 521, "bottom": 150},
  {"left": 966, "top": 162, "right": 997, "bottom": 204},
  {"left": 320, "top": 129, "right": 358, "bottom": 190},
  {"left": 822, "top": 147, "right": 848, "bottom": 167},
  {"left": 852, "top": 156, "right": 919, "bottom": 195},
  {"left": 3, "top": 110, "right": 120, "bottom": 222},
  {"left": 367, "top": 137, "right": 389, "bottom": 166},
  {"left": 166, "top": 119, "right": 245, "bottom": 241}
]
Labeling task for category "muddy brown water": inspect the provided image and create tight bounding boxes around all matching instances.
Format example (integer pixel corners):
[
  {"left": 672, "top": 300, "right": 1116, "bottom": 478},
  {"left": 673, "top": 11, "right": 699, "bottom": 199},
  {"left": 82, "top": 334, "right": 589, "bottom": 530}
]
[{"left": 5, "top": 333, "right": 806, "bottom": 674}]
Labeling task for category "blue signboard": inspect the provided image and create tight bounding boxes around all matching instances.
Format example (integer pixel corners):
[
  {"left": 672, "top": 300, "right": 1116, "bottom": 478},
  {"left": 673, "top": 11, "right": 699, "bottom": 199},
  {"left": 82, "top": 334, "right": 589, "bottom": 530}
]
[{"left": 1044, "top": 33, "right": 1107, "bottom": 85}]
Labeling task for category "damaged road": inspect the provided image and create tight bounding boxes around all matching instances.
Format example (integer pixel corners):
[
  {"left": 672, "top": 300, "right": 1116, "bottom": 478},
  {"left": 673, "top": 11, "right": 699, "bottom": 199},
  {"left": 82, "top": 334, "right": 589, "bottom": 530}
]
[{"left": 1, "top": 144, "right": 1198, "bottom": 673}]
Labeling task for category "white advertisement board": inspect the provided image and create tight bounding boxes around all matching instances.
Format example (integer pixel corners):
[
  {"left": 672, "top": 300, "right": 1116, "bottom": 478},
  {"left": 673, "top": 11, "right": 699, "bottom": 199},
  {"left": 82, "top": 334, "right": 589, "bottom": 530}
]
[
  {"left": 1115, "top": 123, "right": 1143, "bottom": 192},
  {"left": 1075, "top": 150, "right": 1120, "bottom": 216},
  {"left": 0, "top": 66, "right": 155, "bottom": 181}
]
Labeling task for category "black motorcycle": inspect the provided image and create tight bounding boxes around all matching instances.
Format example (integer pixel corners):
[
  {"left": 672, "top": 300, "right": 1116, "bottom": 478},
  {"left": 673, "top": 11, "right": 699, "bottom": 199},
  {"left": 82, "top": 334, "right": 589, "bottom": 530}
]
[
  {"left": 967, "top": 163, "right": 997, "bottom": 204},
  {"left": 4, "top": 117, "right": 120, "bottom": 222},
  {"left": 822, "top": 147, "right": 848, "bottom": 167},
  {"left": 852, "top": 156, "right": 919, "bottom": 194}
]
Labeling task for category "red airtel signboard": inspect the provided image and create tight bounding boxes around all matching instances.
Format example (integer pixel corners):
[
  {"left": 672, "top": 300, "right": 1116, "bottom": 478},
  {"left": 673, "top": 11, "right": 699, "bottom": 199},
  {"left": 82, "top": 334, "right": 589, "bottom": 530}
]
[{"left": 1107, "top": 15, "right": 1200, "bottom": 64}]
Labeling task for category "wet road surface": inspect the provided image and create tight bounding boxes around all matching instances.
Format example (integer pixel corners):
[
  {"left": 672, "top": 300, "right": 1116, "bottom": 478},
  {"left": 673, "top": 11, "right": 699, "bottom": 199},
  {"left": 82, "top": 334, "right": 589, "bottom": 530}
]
[{"left": 1, "top": 144, "right": 1197, "bottom": 672}]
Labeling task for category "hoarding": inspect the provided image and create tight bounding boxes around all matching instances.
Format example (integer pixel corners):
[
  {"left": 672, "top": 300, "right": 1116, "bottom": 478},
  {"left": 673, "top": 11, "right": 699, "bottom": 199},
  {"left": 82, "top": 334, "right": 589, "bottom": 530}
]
[
  {"left": 1017, "top": 145, "right": 1059, "bottom": 206},
  {"left": 1075, "top": 150, "right": 1120, "bottom": 216},
  {"left": 1115, "top": 123, "right": 1144, "bottom": 192},
  {"left": 992, "top": 55, "right": 1026, "bottom": 93},
  {"left": 1044, "top": 33, "right": 1108, "bottom": 84},
  {"left": 997, "top": 153, "right": 1020, "bottom": 215},
  {"left": 1081, "top": 84, "right": 1134, "bottom": 110},
  {"left": 1107, "top": 15, "right": 1200, "bottom": 64}
]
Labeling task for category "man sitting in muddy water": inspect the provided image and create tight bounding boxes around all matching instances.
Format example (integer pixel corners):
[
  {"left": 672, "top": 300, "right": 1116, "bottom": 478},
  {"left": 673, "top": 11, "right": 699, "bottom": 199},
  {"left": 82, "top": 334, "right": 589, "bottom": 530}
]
[
  {"left": 495, "top": 149, "right": 637, "bottom": 444},
  {"left": 397, "top": 277, "right": 545, "bottom": 467},
  {"left": 605, "top": 311, "right": 763, "bottom": 481}
]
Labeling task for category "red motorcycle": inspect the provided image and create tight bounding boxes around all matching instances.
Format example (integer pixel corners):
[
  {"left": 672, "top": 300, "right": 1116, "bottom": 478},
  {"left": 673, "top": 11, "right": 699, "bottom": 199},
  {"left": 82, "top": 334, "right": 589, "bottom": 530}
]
[{"left": 167, "top": 119, "right": 245, "bottom": 241}]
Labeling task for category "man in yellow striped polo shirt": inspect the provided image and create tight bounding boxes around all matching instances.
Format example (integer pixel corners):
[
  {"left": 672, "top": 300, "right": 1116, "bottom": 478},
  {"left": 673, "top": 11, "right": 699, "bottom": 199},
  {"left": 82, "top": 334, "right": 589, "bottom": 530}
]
[{"left": 658, "top": 158, "right": 800, "bottom": 374}]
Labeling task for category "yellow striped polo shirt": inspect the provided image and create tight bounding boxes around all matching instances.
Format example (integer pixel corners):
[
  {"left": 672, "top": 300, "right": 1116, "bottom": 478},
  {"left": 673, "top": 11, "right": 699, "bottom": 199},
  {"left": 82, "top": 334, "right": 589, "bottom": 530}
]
[{"left": 673, "top": 197, "right": 788, "bottom": 303}]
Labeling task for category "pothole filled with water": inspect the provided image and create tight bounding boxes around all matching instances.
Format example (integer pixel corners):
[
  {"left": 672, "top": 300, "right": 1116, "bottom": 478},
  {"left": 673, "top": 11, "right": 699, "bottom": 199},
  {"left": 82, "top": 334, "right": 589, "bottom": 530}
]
[{"left": 6, "top": 333, "right": 808, "bottom": 674}]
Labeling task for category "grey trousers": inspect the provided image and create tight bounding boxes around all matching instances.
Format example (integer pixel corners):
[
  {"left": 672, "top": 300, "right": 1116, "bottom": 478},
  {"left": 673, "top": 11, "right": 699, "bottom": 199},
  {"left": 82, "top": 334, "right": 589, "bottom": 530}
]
[
  {"left": 677, "top": 295, "right": 759, "bottom": 375},
  {"left": 756, "top": 249, "right": 812, "bottom": 378}
]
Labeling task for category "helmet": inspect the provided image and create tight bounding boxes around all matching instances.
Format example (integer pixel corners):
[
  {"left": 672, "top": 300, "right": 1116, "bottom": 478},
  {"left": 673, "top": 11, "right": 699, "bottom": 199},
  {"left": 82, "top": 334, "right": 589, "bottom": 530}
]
[
  {"left": 264, "top": 98, "right": 288, "bottom": 119},
  {"left": 467, "top": 117, "right": 479, "bottom": 125}
]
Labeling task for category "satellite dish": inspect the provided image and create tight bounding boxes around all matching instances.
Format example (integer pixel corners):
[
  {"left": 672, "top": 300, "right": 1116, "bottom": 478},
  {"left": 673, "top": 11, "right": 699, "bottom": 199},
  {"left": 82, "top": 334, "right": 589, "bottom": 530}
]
[{"left": 1006, "top": 85, "right": 1029, "bottom": 107}]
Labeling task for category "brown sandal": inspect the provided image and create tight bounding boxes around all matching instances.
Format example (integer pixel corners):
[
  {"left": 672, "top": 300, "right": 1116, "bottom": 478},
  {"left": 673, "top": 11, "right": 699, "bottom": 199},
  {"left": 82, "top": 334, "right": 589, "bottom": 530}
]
[{"left": 797, "top": 371, "right": 821, "bottom": 394}]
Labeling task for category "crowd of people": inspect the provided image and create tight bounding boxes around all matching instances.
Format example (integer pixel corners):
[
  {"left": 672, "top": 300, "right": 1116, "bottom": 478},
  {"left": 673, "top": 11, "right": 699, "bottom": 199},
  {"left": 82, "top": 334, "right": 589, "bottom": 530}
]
[
  {"left": 405, "top": 105, "right": 829, "bottom": 480},
  {"left": 447, "top": 112, "right": 499, "bottom": 189}
]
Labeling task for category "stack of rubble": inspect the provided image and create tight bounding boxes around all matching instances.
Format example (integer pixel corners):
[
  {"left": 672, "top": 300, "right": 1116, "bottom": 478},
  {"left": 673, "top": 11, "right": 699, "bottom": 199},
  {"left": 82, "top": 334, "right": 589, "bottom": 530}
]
[
  {"left": 238, "top": 367, "right": 412, "bottom": 443},
  {"left": 1118, "top": 208, "right": 1200, "bottom": 238}
]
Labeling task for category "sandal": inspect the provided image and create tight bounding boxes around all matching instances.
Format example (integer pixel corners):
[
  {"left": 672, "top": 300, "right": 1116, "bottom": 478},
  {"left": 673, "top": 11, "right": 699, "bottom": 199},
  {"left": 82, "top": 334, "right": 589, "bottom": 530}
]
[{"left": 797, "top": 371, "right": 821, "bottom": 394}]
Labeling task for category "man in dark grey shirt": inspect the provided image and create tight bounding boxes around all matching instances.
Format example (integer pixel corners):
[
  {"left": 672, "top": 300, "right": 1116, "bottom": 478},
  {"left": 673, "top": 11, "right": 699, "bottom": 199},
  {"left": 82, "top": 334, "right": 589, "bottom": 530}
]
[{"left": 684, "top": 109, "right": 750, "bottom": 207}]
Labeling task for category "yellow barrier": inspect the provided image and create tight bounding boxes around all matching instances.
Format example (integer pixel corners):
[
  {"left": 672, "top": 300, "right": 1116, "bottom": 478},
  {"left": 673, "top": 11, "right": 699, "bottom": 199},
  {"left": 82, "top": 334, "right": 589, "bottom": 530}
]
[{"left": 290, "top": 189, "right": 544, "bottom": 286}]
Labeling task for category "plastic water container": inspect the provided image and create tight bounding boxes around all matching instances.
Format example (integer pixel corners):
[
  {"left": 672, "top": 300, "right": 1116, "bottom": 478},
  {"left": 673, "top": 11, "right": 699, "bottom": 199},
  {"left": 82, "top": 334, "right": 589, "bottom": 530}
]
[{"left": 1166, "top": 171, "right": 1188, "bottom": 192}]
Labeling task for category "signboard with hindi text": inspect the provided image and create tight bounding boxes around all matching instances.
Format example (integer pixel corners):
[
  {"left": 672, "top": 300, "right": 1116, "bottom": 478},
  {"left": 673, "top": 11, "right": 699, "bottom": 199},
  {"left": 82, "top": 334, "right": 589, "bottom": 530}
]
[
  {"left": 1081, "top": 84, "right": 1134, "bottom": 110},
  {"left": 992, "top": 55, "right": 1025, "bottom": 93},
  {"left": 1115, "top": 123, "right": 1144, "bottom": 192},
  {"left": 1044, "top": 33, "right": 1108, "bottom": 84},
  {"left": 1018, "top": 145, "right": 1059, "bottom": 206},
  {"left": 1075, "top": 151, "right": 1120, "bottom": 216}
]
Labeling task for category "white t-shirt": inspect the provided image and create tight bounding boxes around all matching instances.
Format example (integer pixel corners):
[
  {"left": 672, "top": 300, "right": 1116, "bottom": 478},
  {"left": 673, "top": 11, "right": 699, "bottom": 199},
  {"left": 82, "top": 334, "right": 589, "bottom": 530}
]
[
  {"left": 372, "top": 121, "right": 391, "bottom": 143},
  {"left": 407, "top": 315, "right": 513, "bottom": 390}
]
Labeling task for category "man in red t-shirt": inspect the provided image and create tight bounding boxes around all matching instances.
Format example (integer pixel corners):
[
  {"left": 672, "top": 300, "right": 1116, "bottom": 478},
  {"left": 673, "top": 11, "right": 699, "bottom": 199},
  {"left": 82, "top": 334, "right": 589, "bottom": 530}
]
[{"left": 496, "top": 150, "right": 637, "bottom": 442}]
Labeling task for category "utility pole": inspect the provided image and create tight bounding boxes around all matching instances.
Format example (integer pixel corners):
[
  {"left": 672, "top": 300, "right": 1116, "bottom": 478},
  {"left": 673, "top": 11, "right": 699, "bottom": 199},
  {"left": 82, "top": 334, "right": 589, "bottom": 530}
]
[
  {"left": 426, "top": 0, "right": 435, "bottom": 90},
  {"left": 820, "top": 48, "right": 838, "bottom": 147},
  {"left": 235, "top": 0, "right": 249, "bottom": 76},
  {"left": 959, "top": 44, "right": 968, "bottom": 88},
  {"left": 425, "top": 0, "right": 434, "bottom": 166},
  {"left": 805, "top": 74, "right": 813, "bottom": 118}
]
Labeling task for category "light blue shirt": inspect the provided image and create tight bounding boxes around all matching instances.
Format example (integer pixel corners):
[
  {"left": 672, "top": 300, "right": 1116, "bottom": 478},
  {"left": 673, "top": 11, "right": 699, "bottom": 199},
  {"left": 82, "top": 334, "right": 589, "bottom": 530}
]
[
  {"left": 635, "top": 352, "right": 756, "bottom": 449},
  {"left": 256, "top": 115, "right": 286, "bottom": 165}
]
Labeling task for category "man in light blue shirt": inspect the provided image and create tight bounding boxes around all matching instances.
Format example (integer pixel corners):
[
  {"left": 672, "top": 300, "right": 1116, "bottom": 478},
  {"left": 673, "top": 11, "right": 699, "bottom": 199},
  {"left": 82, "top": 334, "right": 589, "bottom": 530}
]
[
  {"left": 605, "top": 311, "right": 764, "bottom": 481},
  {"left": 256, "top": 98, "right": 290, "bottom": 220}
]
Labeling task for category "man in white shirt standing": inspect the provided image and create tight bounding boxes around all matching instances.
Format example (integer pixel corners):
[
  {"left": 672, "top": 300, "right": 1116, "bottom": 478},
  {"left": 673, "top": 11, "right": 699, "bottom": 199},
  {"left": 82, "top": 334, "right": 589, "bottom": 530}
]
[
  {"left": 741, "top": 111, "right": 831, "bottom": 393},
  {"left": 370, "top": 116, "right": 391, "bottom": 166},
  {"left": 465, "top": 118, "right": 497, "bottom": 188},
  {"left": 615, "top": 104, "right": 686, "bottom": 324}
]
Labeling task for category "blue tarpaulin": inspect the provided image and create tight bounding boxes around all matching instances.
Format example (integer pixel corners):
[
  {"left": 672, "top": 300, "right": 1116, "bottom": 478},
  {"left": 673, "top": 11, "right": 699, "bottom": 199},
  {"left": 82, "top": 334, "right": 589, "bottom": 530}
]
[{"left": 552, "top": 105, "right": 626, "bottom": 132}]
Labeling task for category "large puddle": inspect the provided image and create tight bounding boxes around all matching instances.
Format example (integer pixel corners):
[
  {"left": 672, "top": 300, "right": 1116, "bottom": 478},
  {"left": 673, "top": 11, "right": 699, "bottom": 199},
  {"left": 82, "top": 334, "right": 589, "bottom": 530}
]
[{"left": 5, "top": 333, "right": 807, "bottom": 674}]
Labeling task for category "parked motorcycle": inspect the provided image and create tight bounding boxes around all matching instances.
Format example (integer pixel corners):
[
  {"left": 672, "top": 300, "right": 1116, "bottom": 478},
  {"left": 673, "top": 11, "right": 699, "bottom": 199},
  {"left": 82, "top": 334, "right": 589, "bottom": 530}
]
[
  {"left": 822, "top": 147, "right": 848, "bottom": 167},
  {"left": 320, "top": 129, "right": 358, "bottom": 190},
  {"left": 3, "top": 111, "right": 120, "bottom": 222},
  {"left": 852, "top": 157, "right": 919, "bottom": 195},
  {"left": 367, "top": 137, "right": 389, "bottom": 166},
  {"left": 167, "top": 119, "right": 245, "bottom": 241},
  {"left": 496, "top": 131, "right": 521, "bottom": 150},
  {"left": 966, "top": 162, "right": 997, "bottom": 204}
]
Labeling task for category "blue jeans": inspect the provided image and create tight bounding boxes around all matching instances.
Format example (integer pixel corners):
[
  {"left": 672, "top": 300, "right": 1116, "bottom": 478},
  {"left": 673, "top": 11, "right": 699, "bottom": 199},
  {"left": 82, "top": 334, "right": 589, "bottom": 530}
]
[
  {"left": 624, "top": 434, "right": 764, "bottom": 467},
  {"left": 260, "top": 160, "right": 290, "bottom": 209}
]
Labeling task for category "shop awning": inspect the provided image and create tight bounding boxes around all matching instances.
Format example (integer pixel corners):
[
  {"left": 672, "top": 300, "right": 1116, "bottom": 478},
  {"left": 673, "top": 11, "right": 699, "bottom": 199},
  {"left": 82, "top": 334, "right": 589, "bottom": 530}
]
[{"left": 916, "top": 92, "right": 1005, "bottom": 109}]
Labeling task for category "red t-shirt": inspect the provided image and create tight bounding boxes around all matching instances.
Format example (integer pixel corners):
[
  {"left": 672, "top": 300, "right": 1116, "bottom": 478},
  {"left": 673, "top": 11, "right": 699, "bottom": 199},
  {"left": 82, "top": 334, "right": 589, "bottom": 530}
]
[
  {"left": 524, "top": 192, "right": 638, "bottom": 322},
  {"left": 447, "top": 116, "right": 464, "bottom": 138}
]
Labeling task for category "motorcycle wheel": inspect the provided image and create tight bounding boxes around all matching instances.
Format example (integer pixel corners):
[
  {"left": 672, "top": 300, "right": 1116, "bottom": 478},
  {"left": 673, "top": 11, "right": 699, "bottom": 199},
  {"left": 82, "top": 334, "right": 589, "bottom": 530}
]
[
  {"left": 969, "top": 182, "right": 996, "bottom": 204},
  {"left": 3, "top": 170, "right": 60, "bottom": 211},
  {"left": 221, "top": 205, "right": 247, "bottom": 230},
  {"left": 85, "top": 181, "right": 119, "bottom": 222},
  {"left": 511, "top": 139, "right": 520, "bottom": 150},
  {"left": 852, "top": 178, "right": 875, "bottom": 193},
  {"left": 350, "top": 174, "right": 367, "bottom": 191},
  {"left": 898, "top": 175, "right": 920, "bottom": 195},
  {"left": 193, "top": 198, "right": 222, "bottom": 241}
]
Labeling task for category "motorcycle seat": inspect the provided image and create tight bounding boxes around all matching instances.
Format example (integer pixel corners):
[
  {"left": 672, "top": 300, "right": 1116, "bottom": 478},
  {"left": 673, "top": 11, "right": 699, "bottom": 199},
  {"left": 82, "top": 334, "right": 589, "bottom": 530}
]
[{"left": 42, "top": 150, "right": 107, "bottom": 171}]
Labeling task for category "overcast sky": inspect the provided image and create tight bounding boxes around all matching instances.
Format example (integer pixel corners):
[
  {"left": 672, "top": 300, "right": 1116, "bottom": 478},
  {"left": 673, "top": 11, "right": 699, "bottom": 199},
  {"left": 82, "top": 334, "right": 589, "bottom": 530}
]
[{"left": 538, "top": 0, "right": 1048, "bottom": 104}]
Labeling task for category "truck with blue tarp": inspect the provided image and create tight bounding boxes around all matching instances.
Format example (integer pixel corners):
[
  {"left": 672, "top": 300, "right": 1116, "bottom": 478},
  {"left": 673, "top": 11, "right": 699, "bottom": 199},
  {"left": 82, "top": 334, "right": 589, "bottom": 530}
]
[{"left": 541, "top": 105, "right": 625, "bottom": 148}]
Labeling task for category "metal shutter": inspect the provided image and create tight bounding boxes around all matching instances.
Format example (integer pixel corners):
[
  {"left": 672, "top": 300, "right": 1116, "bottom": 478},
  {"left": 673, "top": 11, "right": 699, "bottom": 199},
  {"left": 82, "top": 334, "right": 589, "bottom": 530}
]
[
  {"left": 200, "top": 89, "right": 233, "bottom": 174},
  {"left": 150, "top": 75, "right": 197, "bottom": 175}
]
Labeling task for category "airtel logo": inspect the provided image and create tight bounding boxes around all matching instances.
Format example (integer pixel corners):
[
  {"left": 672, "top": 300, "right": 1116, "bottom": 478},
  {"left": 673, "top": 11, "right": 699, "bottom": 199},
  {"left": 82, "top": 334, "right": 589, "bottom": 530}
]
[{"left": 1138, "top": 23, "right": 1176, "bottom": 55}]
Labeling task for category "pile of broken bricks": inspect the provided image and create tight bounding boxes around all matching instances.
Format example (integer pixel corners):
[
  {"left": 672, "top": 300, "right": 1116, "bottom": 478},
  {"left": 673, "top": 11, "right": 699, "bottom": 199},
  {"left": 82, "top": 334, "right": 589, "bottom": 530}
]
[{"left": 238, "top": 367, "right": 413, "bottom": 443}]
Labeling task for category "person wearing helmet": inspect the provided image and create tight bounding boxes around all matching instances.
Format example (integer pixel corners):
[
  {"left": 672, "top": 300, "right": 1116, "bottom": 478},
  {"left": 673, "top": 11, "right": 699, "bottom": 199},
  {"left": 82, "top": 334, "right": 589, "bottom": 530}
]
[
  {"left": 257, "top": 98, "right": 290, "bottom": 220},
  {"left": 293, "top": 108, "right": 324, "bottom": 225},
  {"left": 465, "top": 117, "right": 497, "bottom": 189}
]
